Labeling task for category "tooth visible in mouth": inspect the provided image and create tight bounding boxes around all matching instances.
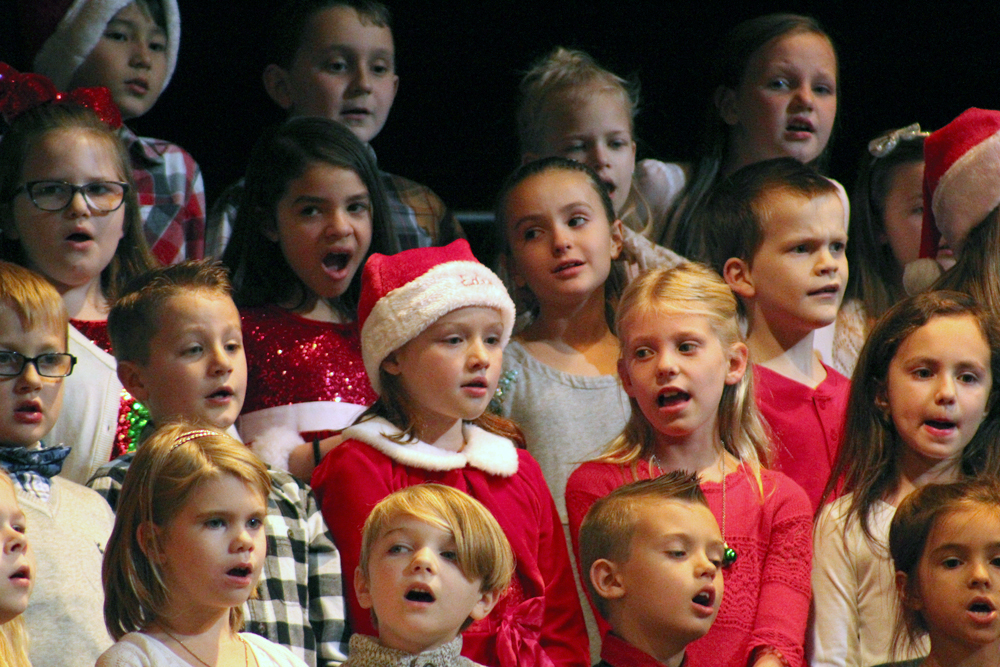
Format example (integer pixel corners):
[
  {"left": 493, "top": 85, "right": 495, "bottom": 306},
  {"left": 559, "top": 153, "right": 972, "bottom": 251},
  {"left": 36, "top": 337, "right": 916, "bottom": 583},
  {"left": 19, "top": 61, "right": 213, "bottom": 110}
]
[
  {"left": 693, "top": 591, "right": 711, "bottom": 605},
  {"left": 405, "top": 589, "right": 435, "bottom": 602}
]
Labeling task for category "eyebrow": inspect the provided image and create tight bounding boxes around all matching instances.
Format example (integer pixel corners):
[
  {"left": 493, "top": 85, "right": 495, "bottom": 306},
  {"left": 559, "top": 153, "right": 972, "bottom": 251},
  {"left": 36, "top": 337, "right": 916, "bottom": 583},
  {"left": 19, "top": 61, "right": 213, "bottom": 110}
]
[{"left": 512, "top": 200, "right": 595, "bottom": 231}]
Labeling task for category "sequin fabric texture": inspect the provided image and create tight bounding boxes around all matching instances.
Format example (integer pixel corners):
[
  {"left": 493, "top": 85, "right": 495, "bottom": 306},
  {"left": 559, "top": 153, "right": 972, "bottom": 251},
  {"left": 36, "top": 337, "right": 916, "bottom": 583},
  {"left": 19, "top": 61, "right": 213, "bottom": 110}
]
[{"left": 240, "top": 305, "right": 378, "bottom": 414}]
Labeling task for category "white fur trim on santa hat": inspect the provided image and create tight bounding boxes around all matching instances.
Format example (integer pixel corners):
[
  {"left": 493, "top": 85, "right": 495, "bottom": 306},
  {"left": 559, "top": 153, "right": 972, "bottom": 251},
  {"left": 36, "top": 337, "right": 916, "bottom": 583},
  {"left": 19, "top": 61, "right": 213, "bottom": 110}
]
[
  {"left": 931, "top": 127, "right": 1000, "bottom": 251},
  {"left": 343, "top": 417, "right": 519, "bottom": 477},
  {"left": 33, "top": 0, "right": 181, "bottom": 91},
  {"left": 361, "top": 260, "right": 515, "bottom": 393}
]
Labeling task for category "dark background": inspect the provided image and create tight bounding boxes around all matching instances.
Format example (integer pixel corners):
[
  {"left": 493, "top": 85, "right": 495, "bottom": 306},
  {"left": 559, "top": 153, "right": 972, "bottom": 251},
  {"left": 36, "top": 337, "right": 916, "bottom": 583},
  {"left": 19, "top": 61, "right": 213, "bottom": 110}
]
[{"left": 4, "top": 1, "right": 1000, "bottom": 214}]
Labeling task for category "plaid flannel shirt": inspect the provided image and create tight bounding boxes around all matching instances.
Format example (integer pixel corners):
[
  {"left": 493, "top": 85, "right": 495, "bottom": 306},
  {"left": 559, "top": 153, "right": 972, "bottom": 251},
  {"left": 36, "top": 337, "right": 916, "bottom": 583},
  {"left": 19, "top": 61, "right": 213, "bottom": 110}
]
[
  {"left": 206, "top": 166, "right": 462, "bottom": 257},
  {"left": 121, "top": 125, "right": 207, "bottom": 264},
  {"left": 87, "top": 455, "right": 348, "bottom": 666}
]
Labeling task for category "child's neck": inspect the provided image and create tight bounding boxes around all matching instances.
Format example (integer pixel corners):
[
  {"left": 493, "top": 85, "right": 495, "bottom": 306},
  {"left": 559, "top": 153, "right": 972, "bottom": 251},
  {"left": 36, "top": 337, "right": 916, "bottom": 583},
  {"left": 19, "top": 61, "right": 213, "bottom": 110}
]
[
  {"left": 150, "top": 610, "right": 243, "bottom": 666},
  {"left": 414, "top": 417, "right": 466, "bottom": 453},
  {"left": 286, "top": 294, "right": 349, "bottom": 324},
  {"left": 519, "top": 288, "right": 618, "bottom": 376},
  {"left": 889, "top": 447, "right": 963, "bottom": 507},
  {"left": 60, "top": 277, "right": 108, "bottom": 321},
  {"left": 923, "top": 631, "right": 1000, "bottom": 667},
  {"left": 651, "top": 436, "right": 734, "bottom": 484},
  {"left": 746, "top": 315, "right": 826, "bottom": 388}
]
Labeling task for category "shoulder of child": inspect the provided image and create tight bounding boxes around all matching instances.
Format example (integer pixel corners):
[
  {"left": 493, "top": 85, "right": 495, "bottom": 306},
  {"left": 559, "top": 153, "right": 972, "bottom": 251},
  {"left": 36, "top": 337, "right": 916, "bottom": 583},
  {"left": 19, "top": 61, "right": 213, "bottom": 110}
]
[
  {"left": 758, "top": 467, "right": 814, "bottom": 519},
  {"left": 96, "top": 632, "right": 167, "bottom": 666},
  {"left": 241, "top": 632, "right": 311, "bottom": 667}
]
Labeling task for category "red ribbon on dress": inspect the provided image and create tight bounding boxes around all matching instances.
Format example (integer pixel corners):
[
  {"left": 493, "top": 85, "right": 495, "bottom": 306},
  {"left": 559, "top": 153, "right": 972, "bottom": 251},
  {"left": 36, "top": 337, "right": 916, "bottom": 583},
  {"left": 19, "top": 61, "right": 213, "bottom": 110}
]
[
  {"left": 493, "top": 596, "right": 554, "bottom": 667},
  {"left": 0, "top": 62, "right": 122, "bottom": 129}
]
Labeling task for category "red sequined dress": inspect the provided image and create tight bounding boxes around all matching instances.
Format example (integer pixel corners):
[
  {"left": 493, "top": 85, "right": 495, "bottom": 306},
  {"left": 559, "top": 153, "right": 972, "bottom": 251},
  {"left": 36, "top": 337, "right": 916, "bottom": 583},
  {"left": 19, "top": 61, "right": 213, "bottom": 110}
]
[{"left": 238, "top": 305, "right": 378, "bottom": 470}]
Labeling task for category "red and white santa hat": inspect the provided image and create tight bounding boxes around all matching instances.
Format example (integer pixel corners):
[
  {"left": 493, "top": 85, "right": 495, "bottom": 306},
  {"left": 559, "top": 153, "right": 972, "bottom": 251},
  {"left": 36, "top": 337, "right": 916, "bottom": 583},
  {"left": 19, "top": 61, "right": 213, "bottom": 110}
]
[
  {"left": 20, "top": 0, "right": 181, "bottom": 91},
  {"left": 358, "top": 240, "right": 516, "bottom": 394},
  {"left": 904, "top": 108, "right": 1000, "bottom": 294}
]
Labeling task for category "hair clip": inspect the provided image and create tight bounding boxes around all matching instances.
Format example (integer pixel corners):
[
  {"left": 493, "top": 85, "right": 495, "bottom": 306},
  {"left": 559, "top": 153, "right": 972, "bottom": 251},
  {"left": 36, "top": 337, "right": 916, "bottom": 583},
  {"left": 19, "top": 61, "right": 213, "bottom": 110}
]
[
  {"left": 0, "top": 62, "right": 122, "bottom": 129},
  {"left": 170, "top": 430, "right": 216, "bottom": 451},
  {"left": 868, "top": 123, "right": 930, "bottom": 158}
]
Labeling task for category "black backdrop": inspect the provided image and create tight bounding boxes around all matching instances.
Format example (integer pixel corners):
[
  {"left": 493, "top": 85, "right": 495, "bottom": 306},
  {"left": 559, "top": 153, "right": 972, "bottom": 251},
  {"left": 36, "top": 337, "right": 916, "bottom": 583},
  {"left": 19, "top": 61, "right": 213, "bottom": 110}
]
[{"left": 4, "top": 1, "right": 1000, "bottom": 213}]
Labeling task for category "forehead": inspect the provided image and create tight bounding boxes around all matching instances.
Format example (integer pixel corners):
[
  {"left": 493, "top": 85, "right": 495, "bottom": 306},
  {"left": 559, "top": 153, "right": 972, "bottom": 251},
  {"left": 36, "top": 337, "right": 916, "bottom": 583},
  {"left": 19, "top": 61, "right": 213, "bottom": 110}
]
[
  {"left": 621, "top": 307, "right": 718, "bottom": 342},
  {"left": 377, "top": 513, "right": 453, "bottom": 541},
  {"left": 925, "top": 504, "right": 1000, "bottom": 550},
  {"left": 544, "top": 87, "right": 631, "bottom": 131},
  {"left": 747, "top": 31, "right": 837, "bottom": 77},
  {"left": 894, "top": 314, "right": 990, "bottom": 364},
  {"left": 23, "top": 129, "right": 124, "bottom": 178},
  {"left": 157, "top": 290, "right": 240, "bottom": 327},
  {"left": 111, "top": 2, "right": 166, "bottom": 33},
  {"left": 507, "top": 168, "right": 605, "bottom": 216},
  {"left": 757, "top": 190, "right": 845, "bottom": 240},
  {"left": 298, "top": 5, "right": 394, "bottom": 56},
  {"left": 0, "top": 303, "right": 67, "bottom": 345},
  {"left": 632, "top": 499, "right": 720, "bottom": 543}
]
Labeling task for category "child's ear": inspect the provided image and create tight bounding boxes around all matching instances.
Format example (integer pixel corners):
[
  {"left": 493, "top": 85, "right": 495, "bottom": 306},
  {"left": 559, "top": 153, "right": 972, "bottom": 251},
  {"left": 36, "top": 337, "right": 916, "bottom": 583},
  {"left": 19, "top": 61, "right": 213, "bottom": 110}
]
[
  {"left": 117, "top": 361, "right": 150, "bottom": 402},
  {"left": 262, "top": 64, "right": 294, "bottom": 111},
  {"left": 723, "top": 257, "right": 756, "bottom": 299},
  {"left": 714, "top": 85, "right": 739, "bottom": 126},
  {"left": 725, "top": 341, "right": 749, "bottom": 386},
  {"left": 895, "top": 570, "right": 922, "bottom": 612},
  {"left": 381, "top": 352, "right": 402, "bottom": 376},
  {"left": 609, "top": 219, "right": 624, "bottom": 260},
  {"left": 136, "top": 522, "right": 164, "bottom": 564},
  {"left": 618, "top": 358, "right": 635, "bottom": 397},
  {"left": 355, "top": 567, "right": 374, "bottom": 610},
  {"left": 468, "top": 587, "right": 503, "bottom": 622},
  {"left": 590, "top": 558, "right": 626, "bottom": 601}
]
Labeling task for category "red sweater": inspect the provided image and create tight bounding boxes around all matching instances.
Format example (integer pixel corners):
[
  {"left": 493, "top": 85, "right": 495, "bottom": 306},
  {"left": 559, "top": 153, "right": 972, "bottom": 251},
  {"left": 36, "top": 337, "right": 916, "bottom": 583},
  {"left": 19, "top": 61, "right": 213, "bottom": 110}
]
[
  {"left": 754, "top": 363, "right": 850, "bottom": 512},
  {"left": 565, "top": 461, "right": 812, "bottom": 667},
  {"left": 312, "top": 418, "right": 590, "bottom": 667}
]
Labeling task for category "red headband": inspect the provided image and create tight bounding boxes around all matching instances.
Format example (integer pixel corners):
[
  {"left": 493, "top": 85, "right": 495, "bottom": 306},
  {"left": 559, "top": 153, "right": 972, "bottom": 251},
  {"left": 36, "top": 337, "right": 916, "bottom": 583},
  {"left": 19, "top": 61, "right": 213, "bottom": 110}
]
[{"left": 0, "top": 62, "right": 122, "bottom": 129}]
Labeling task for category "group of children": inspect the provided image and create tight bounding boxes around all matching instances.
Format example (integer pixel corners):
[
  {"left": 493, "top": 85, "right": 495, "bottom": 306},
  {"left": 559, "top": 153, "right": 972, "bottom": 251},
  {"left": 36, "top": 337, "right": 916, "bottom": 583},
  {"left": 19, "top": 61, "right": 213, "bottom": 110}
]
[{"left": 3, "top": 1, "right": 1000, "bottom": 667}]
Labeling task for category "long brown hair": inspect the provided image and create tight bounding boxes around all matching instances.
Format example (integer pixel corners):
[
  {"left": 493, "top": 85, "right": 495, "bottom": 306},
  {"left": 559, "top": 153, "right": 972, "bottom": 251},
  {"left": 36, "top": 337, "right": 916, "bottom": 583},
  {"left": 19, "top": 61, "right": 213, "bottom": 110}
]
[{"left": 821, "top": 291, "right": 1000, "bottom": 544}]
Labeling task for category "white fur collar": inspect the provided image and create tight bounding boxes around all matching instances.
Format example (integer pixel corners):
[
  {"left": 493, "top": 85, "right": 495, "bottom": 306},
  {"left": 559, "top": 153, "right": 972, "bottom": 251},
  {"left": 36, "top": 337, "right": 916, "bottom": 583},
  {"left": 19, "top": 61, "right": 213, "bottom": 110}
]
[{"left": 343, "top": 418, "right": 519, "bottom": 477}]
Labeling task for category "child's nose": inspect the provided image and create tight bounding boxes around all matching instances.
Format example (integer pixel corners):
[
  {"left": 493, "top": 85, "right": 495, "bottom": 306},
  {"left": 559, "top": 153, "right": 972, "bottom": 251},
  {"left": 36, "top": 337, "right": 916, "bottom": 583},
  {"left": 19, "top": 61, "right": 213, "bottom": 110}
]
[
  {"left": 409, "top": 547, "right": 437, "bottom": 572},
  {"left": 467, "top": 339, "right": 490, "bottom": 368},
  {"left": 791, "top": 85, "right": 814, "bottom": 110},
  {"left": 15, "top": 361, "right": 43, "bottom": 392},
  {"left": 129, "top": 41, "right": 153, "bottom": 69},
  {"left": 934, "top": 375, "right": 957, "bottom": 404},
  {"left": 3, "top": 527, "right": 26, "bottom": 554},
  {"left": 64, "top": 189, "right": 92, "bottom": 219}
]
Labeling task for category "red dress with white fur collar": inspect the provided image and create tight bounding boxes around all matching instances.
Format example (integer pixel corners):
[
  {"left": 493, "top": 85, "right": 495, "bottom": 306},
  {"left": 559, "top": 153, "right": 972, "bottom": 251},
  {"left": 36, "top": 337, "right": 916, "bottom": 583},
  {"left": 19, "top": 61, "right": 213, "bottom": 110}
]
[{"left": 311, "top": 418, "right": 590, "bottom": 667}]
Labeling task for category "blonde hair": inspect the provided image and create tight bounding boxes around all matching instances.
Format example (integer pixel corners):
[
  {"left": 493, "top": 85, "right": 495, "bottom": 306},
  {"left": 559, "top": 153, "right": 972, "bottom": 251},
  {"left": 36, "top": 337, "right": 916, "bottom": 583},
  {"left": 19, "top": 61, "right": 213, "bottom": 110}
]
[
  {"left": 0, "top": 473, "right": 31, "bottom": 667},
  {"left": 359, "top": 484, "right": 514, "bottom": 596},
  {"left": 0, "top": 261, "right": 69, "bottom": 344},
  {"left": 598, "top": 263, "right": 770, "bottom": 493},
  {"left": 102, "top": 422, "right": 272, "bottom": 641},
  {"left": 516, "top": 47, "right": 654, "bottom": 234}
]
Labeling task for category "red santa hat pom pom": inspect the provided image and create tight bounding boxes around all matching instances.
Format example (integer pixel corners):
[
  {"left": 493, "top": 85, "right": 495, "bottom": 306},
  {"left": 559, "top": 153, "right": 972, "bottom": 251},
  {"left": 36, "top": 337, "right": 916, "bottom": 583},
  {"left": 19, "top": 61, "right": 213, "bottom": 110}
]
[
  {"left": 358, "top": 240, "right": 516, "bottom": 394},
  {"left": 902, "top": 108, "right": 1000, "bottom": 294}
]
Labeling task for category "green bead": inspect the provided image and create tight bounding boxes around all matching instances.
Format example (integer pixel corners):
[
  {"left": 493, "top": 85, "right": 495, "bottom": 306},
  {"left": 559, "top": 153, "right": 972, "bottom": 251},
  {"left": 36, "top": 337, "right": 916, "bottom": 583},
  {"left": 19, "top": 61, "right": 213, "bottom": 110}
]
[{"left": 723, "top": 546, "right": 738, "bottom": 568}]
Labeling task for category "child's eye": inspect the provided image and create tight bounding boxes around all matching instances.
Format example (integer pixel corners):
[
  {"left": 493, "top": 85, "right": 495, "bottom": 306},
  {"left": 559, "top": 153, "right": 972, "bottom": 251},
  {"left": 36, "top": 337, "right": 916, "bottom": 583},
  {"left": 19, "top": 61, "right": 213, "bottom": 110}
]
[
  {"left": 609, "top": 139, "right": 630, "bottom": 150},
  {"left": 347, "top": 201, "right": 371, "bottom": 215},
  {"left": 225, "top": 341, "right": 242, "bottom": 354},
  {"left": 678, "top": 341, "right": 698, "bottom": 354},
  {"left": 485, "top": 334, "right": 502, "bottom": 346},
  {"left": 958, "top": 371, "right": 983, "bottom": 385},
  {"left": 205, "top": 518, "right": 226, "bottom": 529},
  {"left": 388, "top": 544, "right": 410, "bottom": 555},
  {"left": 567, "top": 215, "right": 588, "bottom": 228},
  {"left": 247, "top": 517, "right": 263, "bottom": 530},
  {"left": 813, "top": 83, "right": 835, "bottom": 96},
  {"left": 103, "top": 29, "right": 129, "bottom": 42},
  {"left": 323, "top": 59, "right": 348, "bottom": 73},
  {"left": 911, "top": 368, "right": 933, "bottom": 380},
  {"left": 182, "top": 344, "right": 203, "bottom": 356},
  {"left": 766, "top": 78, "right": 791, "bottom": 91},
  {"left": 941, "top": 557, "right": 962, "bottom": 569},
  {"left": 562, "top": 143, "right": 586, "bottom": 155},
  {"left": 523, "top": 227, "right": 542, "bottom": 241},
  {"left": 792, "top": 244, "right": 810, "bottom": 254},
  {"left": 830, "top": 241, "right": 846, "bottom": 254},
  {"left": 440, "top": 550, "right": 458, "bottom": 562},
  {"left": 633, "top": 347, "right": 654, "bottom": 360},
  {"left": 370, "top": 62, "right": 392, "bottom": 76},
  {"left": 442, "top": 335, "right": 464, "bottom": 345},
  {"left": 149, "top": 39, "right": 167, "bottom": 53},
  {"left": 11, "top": 522, "right": 25, "bottom": 535},
  {"left": 666, "top": 550, "right": 687, "bottom": 559},
  {"left": 298, "top": 205, "right": 323, "bottom": 217}
]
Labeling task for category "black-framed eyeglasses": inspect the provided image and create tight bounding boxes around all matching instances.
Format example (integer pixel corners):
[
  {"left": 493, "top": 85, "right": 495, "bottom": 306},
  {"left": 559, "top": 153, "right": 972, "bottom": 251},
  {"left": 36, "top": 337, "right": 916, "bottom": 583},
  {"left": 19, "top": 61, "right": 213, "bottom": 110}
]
[
  {"left": 0, "top": 351, "right": 77, "bottom": 378},
  {"left": 13, "top": 180, "right": 129, "bottom": 214}
]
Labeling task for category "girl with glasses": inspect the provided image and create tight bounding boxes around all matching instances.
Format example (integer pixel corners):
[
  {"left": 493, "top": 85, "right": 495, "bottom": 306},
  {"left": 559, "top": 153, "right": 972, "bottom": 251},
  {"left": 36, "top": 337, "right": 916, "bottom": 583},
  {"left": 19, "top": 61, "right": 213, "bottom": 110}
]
[{"left": 0, "top": 64, "right": 158, "bottom": 482}]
